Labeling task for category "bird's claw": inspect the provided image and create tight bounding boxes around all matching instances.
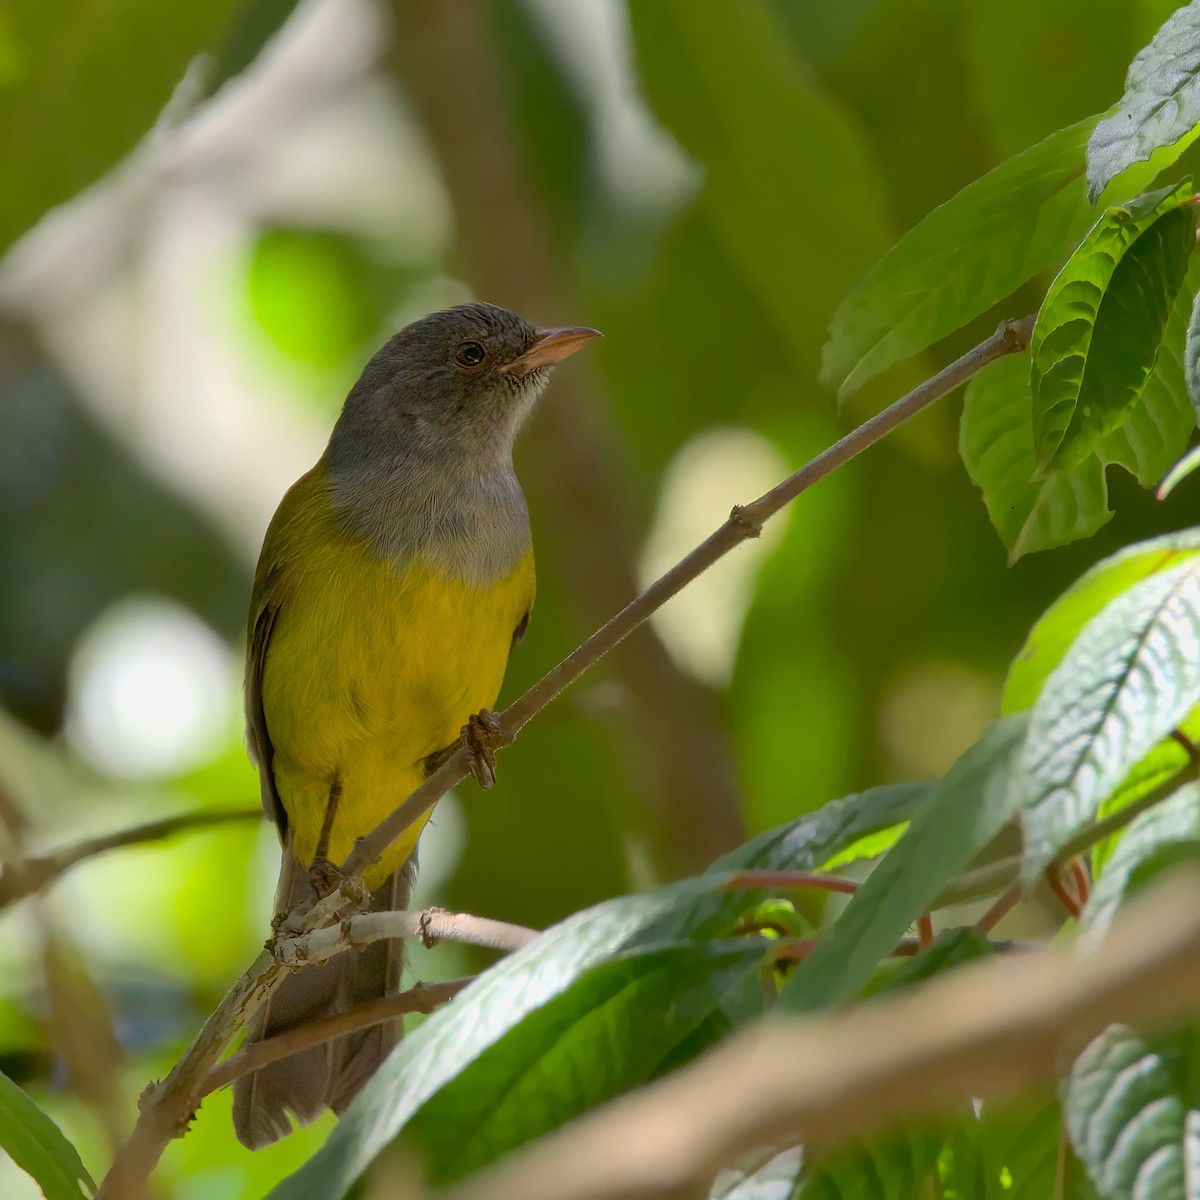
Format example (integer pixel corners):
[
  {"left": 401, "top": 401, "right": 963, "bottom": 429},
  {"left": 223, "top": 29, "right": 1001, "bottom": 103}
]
[{"left": 461, "top": 708, "right": 508, "bottom": 790}]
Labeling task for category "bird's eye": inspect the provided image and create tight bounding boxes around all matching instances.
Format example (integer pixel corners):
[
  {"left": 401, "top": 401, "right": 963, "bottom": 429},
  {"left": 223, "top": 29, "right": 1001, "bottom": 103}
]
[{"left": 455, "top": 340, "right": 486, "bottom": 367}]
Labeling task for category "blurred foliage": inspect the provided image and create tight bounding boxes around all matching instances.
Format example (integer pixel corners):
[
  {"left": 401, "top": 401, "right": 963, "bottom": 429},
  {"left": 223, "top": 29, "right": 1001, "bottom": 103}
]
[{"left": 1, "top": 1, "right": 1200, "bottom": 1198}]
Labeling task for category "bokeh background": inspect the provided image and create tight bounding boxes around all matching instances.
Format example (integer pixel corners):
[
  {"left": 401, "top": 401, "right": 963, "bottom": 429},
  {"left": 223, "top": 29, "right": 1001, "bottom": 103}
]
[{"left": 0, "top": 1, "right": 1194, "bottom": 1195}]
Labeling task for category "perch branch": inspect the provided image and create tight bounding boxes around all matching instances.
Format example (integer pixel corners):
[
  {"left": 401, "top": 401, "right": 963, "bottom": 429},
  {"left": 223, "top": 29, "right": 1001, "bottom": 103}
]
[{"left": 277, "top": 908, "right": 538, "bottom": 969}]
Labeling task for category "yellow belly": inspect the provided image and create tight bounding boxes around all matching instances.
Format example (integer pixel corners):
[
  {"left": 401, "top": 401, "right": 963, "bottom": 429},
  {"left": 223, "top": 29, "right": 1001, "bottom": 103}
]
[{"left": 261, "top": 535, "right": 534, "bottom": 890}]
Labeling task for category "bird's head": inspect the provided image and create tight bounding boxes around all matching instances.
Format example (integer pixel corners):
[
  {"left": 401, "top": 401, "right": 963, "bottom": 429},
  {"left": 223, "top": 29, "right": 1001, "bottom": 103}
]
[{"left": 328, "top": 302, "right": 601, "bottom": 471}]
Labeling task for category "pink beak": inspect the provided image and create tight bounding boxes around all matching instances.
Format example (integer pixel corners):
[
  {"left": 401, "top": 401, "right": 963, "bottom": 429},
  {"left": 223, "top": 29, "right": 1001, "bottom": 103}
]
[{"left": 500, "top": 326, "right": 602, "bottom": 374}]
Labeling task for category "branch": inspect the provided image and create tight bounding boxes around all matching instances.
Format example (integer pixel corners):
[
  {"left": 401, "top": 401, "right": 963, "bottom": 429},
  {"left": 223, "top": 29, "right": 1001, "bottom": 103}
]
[
  {"left": 340, "top": 315, "right": 1036, "bottom": 881},
  {"left": 277, "top": 909, "right": 538, "bottom": 969},
  {"left": 96, "top": 316, "right": 1033, "bottom": 1197},
  {"left": 0, "top": 809, "right": 262, "bottom": 910},
  {"left": 202, "top": 977, "right": 472, "bottom": 1097},
  {"left": 453, "top": 870, "right": 1200, "bottom": 1200}
]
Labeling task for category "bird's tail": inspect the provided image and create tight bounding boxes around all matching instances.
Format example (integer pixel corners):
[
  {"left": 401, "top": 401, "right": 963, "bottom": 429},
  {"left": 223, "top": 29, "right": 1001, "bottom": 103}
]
[{"left": 232, "top": 850, "right": 416, "bottom": 1150}]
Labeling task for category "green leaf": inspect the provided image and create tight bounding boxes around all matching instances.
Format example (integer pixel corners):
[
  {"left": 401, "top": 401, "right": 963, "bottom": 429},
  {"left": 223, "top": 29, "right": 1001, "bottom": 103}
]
[
  {"left": 0, "top": 1070, "right": 93, "bottom": 1200},
  {"left": 964, "top": 254, "right": 1200, "bottom": 562},
  {"left": 1004, "top": 529, "right": 1200, "bottom": 713},
  {"left": 1030, "top": 182, "right": 1198, "bottom": 472},
  {"left": 270, "top": 874, "right": 777, "bottom": 1199},
  {"left": 1100, "top": 248, "right": 1200, "bottom": 486},
  {"left": 1081, "top": 783, "right": 1200, "bottom": 941},
  {"left": 1065, "top": 1024, "right": 1200, "bottom": 1199},
  {"left": 1087, "top": 3, "right": 1200, "bottom": 203},
  {"left": 407, "top": 940, "right": 769, "bottom": 1184},
  {"left": 779, "top": 717, "right": 1027, "bottom": 1014},
  {"left": 823, "top": 117, "right": 1093, "bottom": 398},
  {"left": 1021, "top": 556, "right": 1200, "bottom": 879},
  {"left": 711, "top": 783, "right": 930, "bottom": 875},
  {"left": 0, "top": 0, "right": 244, "bottom": 257},
  {"left": 961, "top": 353, "right": 1111, "bottom": 562}
]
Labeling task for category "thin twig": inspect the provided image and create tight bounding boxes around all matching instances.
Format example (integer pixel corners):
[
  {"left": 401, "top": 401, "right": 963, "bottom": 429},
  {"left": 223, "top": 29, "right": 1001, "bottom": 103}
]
[
  {"left": 0, "top": 809, "right": 262, "bottom": 910},
  {"left": 723, "top": 870, "right": 859, "bottom": 896},
  {"left": 974, "top": 881, "right": 1022, "bottom": 935},
  {"left": 452, "top": 873, "right": 1200, "bottom": 1200},
  {"left": 340, "top": 315, "right": 1036, "bottom": 882},
  {"left": 97, "top": 316, "right": 1034, "bottom": 1197},
  {"left": 278, "top": 909, "right": 538, "bottom": 969},
  {"left": 202, "top": 977, "right": 472, "bottom": 1097}
]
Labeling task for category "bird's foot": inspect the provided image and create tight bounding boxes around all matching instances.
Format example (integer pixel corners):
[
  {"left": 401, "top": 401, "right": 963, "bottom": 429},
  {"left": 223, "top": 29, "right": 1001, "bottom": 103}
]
[
  {"left": 461, "top": 708, "right": 510, "bottom": 790},
  {"left": 308, "top": 857, "right": 345, "bottom": 899},
  {"left": 423, "top": 709, "right": 511, "bottom": 788}
]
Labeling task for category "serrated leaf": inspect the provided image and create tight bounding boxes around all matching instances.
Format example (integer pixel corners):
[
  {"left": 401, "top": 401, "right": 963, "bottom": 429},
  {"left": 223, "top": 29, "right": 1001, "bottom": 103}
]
[
  {"left": 1030, "top": 182, "right": 1198, "bottom": 472},
  {"left": 1087, "top": 3, "right": 1200, "bottom": 203},
  {"left": 0, "top": 1070, "right": 93, "bottom": 1200},
  {"left": 964, "top": 257, "right": 1200, "bottom": 562},
  {"left": 823, "top": 117, "right": 1093, "bottom": 398},
  {"left": 1081, "top": 783, "right": 1200, "bottom": 942},
  {"left": 780, "top": 717, "right": 1027, "bottom": 1014},
  {"left": 961, "top": 353, "right": 1111, "bottom": 562},
  {"left": 1065, "top": 1024, "right": 1200, "bottom": 1199},
  {"left": 1021, "top": 556, "right": 1200, "bottom": 880},
  {"left": 1101, "top": 249, "right": 1200, "bottom": 486},
  {"left": 1004, "top": 529, "right": 1200, "bottom": 713}
]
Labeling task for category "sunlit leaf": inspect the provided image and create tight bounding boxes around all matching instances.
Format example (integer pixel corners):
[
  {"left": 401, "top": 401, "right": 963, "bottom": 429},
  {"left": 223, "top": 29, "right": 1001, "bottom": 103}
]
[
  {"left": 1030, "top": 182, "right": 1197, "bottom": 472},
  {"left": 1021, "top": 556, "right": 1200, "bottom": 879},
  {"left": 1087, "top": 2, "right": 1200, "bottom": 202},
  {"left": 0, "top": 1070, "right": 93, "bottom": 1200},
  {"left": 1004, "top": 528, "right": 1200, "bottom": 713},
  {"left": 780, "top": 717, "right": 1027, "bottom": 1013},
  {"left": 1065, "top": 1024, "right": 1200, "bottom": 1199}
]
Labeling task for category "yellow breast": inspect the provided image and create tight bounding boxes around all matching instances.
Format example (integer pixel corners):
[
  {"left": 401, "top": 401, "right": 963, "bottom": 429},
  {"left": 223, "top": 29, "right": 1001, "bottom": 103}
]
[{"left": 252, "top": 466, "right": 535, "bottom": 887}]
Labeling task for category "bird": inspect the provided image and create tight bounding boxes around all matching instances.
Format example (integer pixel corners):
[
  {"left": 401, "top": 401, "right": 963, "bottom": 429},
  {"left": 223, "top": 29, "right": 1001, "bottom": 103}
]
[{"left": 233, "top": 301, "right": 600, "bottom": 1148}]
